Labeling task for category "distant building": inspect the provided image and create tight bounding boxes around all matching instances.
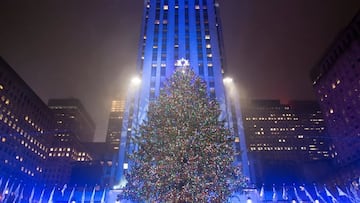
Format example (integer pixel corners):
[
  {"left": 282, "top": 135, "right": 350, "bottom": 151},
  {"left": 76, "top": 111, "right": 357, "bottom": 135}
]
[
  {"left": 310, "top": 11, "right": 360, "bottom": 183},
  {"left": 0, "top": 57, "right": 63, "bottom": 185},
  {"left": 48, "top": 98, "right": 95, "bottom": 142},
  {"left": 241, "top": 100, "right": 332, "bottom": 184},
  {"left": 70, "top": 142, "right": 110, "bottom": 187},
  {"left": 106, "top": 99, "right": 125, "bottom": 151},
  {"left": 102, "top": 99, "right": 126, "bottom": 186}
]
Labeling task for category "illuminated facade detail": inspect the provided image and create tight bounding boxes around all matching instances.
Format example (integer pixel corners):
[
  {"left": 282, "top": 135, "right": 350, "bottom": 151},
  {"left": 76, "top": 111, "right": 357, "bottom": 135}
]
[
  {"left": 311, "top": 12, "right": 360, "bottom": 182},
  {"left": 115, "top": 0, "right": 249, "bottom": 185},
  {"left": 241, "top": 100, "right": 331, "bottom": 183}
]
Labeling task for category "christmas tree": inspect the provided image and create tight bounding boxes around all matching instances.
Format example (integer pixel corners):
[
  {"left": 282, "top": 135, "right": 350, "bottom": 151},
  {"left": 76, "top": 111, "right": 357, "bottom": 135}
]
[{"left": 120, "top": 66, "right": 246, "bottom": 202}]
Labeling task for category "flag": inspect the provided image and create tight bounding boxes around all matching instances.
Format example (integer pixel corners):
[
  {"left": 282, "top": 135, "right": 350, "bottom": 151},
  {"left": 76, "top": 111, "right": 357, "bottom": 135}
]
[
  {"left": 101, "top": 189, "right": 106, "bottom": 203},
  {"left": 48, "top": 187, "right": 56, "bottom": 203},
  {"left": 272, "top": 185, "right": 277, "bottom": 202},
  {"left": 346, "top": 186, "right": 357, "bottom": 203},
  {"left": 337, "top": 186, "right": 348, "bottom": 197},
  {"left": 90, "top": 186, "right": 96, "bottom": 203},
  {"left": 302, "top": 185, "right": 315, "bottom": 203},
  {"left": 350, "top": 184, "right": 360, "bottom": 202},
  {"left": 314, "top": 184, "right": 327, "bottom": 203},
  {"left": 68, "top": 187, "right": 75, "bottom": 203},
  {"left": 61, "top": 184, "right": 67, "bottom": 196},
  {"left": 2, "top": 179, "right": 9, "bottom": 196},
  {"left": 19, "top": 187, "right": 24, "bottom": 201},
  {"left": 259, "top": 184, "right": 264, "bottom": 201},
  {"left": 13, "top": 183, "right": 21, "bottom": 202},
  {"left": 1, "top": 179, "right": 9, "bottom": 196},
  {"left": 282, "top": 185, "right": 288, "bottom": 200},
  {"left": 8, "top": 182, "right": 14, "bottom": 194},
  {"left": 81, "top": 187, "right": 86, "bottom": 203},
  {"left": 28, "top": 187, "right": 35, "bottom": 203},
  {"left": 293, "top": 185, "right": 302, "bottom": 202},
  {"left": 38, "top": 188, "right": 45, "bottom": 203},
  {"left": 324, "top": 186, "right": 337, "bottom": 203}
]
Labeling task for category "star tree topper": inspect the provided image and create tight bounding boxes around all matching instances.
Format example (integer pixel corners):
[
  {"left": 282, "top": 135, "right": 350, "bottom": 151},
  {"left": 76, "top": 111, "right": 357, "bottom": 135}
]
[{"left": 175, "top": 58, "right": 190, "bottom": 68}]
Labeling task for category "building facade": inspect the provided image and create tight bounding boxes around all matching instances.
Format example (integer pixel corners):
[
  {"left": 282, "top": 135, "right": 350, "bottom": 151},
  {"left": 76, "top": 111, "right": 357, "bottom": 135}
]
[
  {"left": 310, "top": 11, "right": 360, "bottom": 183},
  {"left": 48, "top": 98, "right": 95, "bottom": 142},
  {"left": 106, "top": 99, "right": 125, "bottom": 151},
  {"left": 114, "top": 0, "right": 249, "bottom": 186},
  {"left": 241, "top": 100, "right": 332, "bottom": 184},
  {"left": 0, "top": 57, "right": 64, "bottom": 185}
]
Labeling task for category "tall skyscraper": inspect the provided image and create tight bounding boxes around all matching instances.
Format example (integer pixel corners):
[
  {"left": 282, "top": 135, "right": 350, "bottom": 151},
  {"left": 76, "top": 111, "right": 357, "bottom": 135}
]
[
  {"left": 311, "top": 11, "right": 360, "bottom": 183},
  {"left": 114, "top": 0, "right": 249, "bottom": 186},
  {"left": 106, "top": 99, "right": 126, "bottom": 151}
]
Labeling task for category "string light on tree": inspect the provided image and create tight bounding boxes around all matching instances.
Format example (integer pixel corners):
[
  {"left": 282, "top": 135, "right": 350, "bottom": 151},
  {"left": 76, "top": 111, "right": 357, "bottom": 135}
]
[{"left": 119, "top": 65, "right": 247, "bottom": 202}]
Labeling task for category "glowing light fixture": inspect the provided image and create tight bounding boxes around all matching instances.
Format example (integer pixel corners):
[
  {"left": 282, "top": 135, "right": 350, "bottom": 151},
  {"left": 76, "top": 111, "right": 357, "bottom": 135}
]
[
  {"left": 223, "top": 77, "right": 233, "bottom": 84},
  {"left": 131, "top": 77, "right": 141, "bottom": 86}
]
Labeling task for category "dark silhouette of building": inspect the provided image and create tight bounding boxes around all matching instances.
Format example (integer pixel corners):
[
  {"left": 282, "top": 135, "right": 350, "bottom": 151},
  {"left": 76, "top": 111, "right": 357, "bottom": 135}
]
[
  {"left": 106, "top": 99, "right": 125, "bottom": 151},
  {"left": 103, "top": 99, "right": 125, "bottom": 186},
  {"left": 311, "top": 11, "right": 360, "bottom": 184},
  {"left": 47, "top": 98, "right": 96, "bottom": 184},
  {"left": 0, "top": 57, "right": 65, "bottom": 185},
  {"left": 241, "top": 100, "right": 332, "bottom": 184},
  {"left": 48, "top": 98, "right": 95, "bottom": 142}
]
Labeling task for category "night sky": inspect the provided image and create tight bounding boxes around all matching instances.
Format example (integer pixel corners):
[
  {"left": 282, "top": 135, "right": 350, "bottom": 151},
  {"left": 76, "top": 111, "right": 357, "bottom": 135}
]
[{"left": 0, "top": 1, "right": 359, "bottom": 141}]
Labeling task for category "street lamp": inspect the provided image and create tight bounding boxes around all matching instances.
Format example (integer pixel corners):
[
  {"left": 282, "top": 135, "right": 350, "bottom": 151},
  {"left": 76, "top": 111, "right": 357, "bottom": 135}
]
[
  {"left": 223, "top": 77, "right": 233, "bottom": 85},
  {"left": 131, "top": 76, "right": 141, "bottom": 86}
]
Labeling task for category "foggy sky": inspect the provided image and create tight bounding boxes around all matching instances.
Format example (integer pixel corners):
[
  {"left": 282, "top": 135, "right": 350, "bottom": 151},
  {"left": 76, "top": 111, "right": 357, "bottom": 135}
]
[{"left": 0, "top": 0, "right": 359, "bottom": 141}]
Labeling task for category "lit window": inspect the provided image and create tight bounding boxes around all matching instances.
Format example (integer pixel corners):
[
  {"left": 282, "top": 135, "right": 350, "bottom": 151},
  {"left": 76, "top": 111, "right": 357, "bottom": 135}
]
[
  {"left": 206, "top": 44, "right": 211, "bottom": 48},
  {"left": 0, "top": 84, "right": 3, "bottom": 90},
  {"left": 123, "top": 163, "right": 128, "bottom": 170},
  {"left": 336, "top": 79, "right": 340, "bottom": 84},
  {"left": 234, "top": 137, "right": 240, "bottom": 143},
  {"left": 205, "top": 35, "right": 210, "bottom": 40},
  {"left": 163, "top": 5, "right": 168, "bottom": 10},
  {"left": 332, "top": 83, "right": 336, "bottom": 89},
  {"left": 329, "top": 109, "right": 334, "bottom": 114},
  {"left": 1, "top": 137, "right": 5, "bottom": 142},
  {"left": 195, "top": 5, "right": 200, "bottom": 9}
]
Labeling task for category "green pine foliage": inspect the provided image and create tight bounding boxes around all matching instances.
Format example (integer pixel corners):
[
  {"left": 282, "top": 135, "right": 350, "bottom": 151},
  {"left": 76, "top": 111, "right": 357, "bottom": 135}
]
[{"left": 120, "top": 67, "right": 246, "bottom": 202}]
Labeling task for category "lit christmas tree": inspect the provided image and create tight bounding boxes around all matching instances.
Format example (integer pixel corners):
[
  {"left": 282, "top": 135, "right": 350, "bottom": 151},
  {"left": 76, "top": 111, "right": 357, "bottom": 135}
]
[{"left": 120, "top": 65, "right": 246, "bottom": 202}]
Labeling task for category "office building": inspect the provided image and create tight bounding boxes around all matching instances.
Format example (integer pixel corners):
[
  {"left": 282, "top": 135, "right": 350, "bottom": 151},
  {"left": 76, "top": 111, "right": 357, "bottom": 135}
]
[
  {"left": 242, "top": 100, "right": 331, "bottom": 184},
  {"left": 106, "top": 99, "right": 126, "bottom": 151},
  {"left": 311, "top": 11, "right": 360, "bottom": 183},
  {"left": 114, "top": 0, "right": 249, "bottom": 185},
  {"left": 0, "top": 57, "right": 63, "bottom": 185},
  {"left": 48, "top": 98, "right": 95, "bottom": 142}
]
